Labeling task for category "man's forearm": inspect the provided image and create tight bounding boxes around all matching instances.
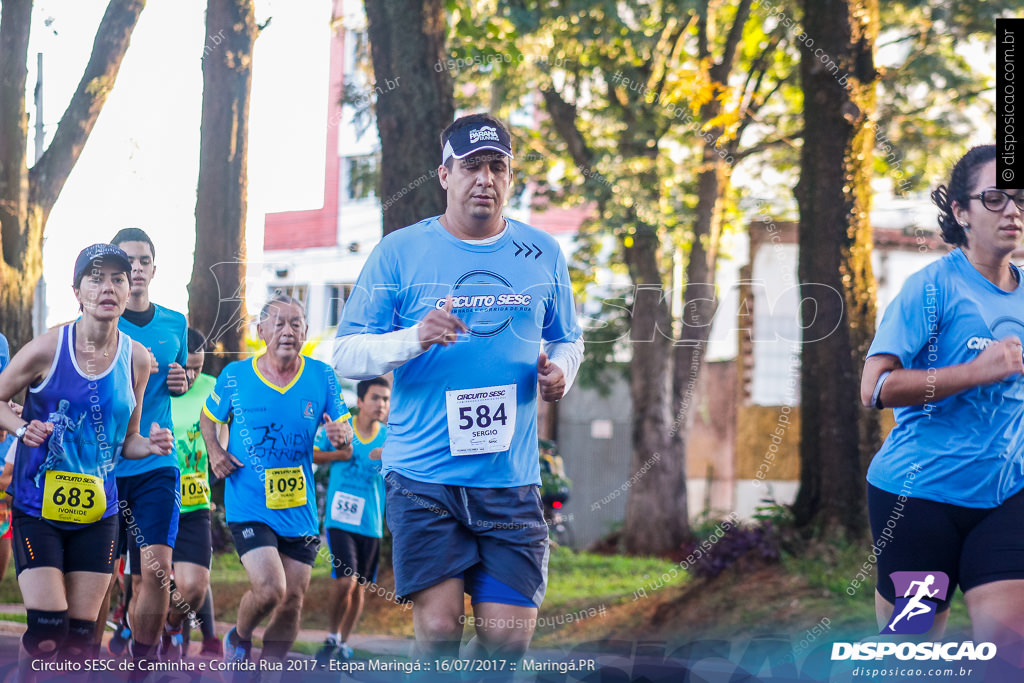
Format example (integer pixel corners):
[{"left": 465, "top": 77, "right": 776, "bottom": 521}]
[
  {"left": 333, "top": 327, "right": 426, "bottom": 379},
  {"left": 546, "top": 336, "right": 585, "bottom": 394}
]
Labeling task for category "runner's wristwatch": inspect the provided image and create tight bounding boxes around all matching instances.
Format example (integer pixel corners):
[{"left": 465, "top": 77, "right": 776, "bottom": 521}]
[{"left": 14, "top": 424, "right": 27, "bottom": 442}]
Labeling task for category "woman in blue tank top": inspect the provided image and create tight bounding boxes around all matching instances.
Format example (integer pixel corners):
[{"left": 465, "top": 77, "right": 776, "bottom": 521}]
[
  {"left": 0, "top": 244, "right": 173, "bottom": 665},
  {"left": 861, "top": 147, "right": 1024, "bottom": 653}
]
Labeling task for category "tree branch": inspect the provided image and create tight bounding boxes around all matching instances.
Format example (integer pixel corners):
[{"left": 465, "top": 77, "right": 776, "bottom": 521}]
[
  {"left": 649, "top": 16, "right": 685, "bottom": 109},
  {"left": 712, "top": 0, "right": 753, "bottom": 81},
  {"left": 734, "top": 131, "right": 802, "bottom": 160},
  {"left": 735, "top": 76, "right": 788, "bottom": 144},
  {"left": 884, "top": 86, "right": 992, "bottom": 120},
  {"left": 540, "top": 87, "right": 594, "bottom": 171},
  {"left": 28, "top": 0, "right": 145, "bottom": 218},
  {"left": 697, "top": 0, "right": 709, "bottom": 61},
  {"left": 877, "top": 29, "right": 925, "bottom": 49},
  {"left": 740, "top": 26, "right": 786, "bottom": 112}
]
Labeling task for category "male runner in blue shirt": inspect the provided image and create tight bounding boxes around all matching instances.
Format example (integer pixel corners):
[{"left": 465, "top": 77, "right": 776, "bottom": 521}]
[
  {"left": 110, "top": 228, "right": 188, "bottom": 664},
  {"left": 334, "top": 113, "right": 584, "bottom": 660}
]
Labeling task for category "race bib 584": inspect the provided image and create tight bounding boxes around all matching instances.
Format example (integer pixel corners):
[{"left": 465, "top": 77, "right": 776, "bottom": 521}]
[{"left": 445, "top": 383, "right": 516, "bottom": 456}]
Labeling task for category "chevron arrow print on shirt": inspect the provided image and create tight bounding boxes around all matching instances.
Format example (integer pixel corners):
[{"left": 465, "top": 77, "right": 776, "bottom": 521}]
[{"left": 512, "top": 240, "right": 544, "bottom": 259}]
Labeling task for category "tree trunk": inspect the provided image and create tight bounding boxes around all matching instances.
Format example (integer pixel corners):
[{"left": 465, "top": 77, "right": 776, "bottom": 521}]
[
  {"left": 0, "top": 0, "right": 34, "bottom": 348},
  {"left": 0, "top": 0, "right": 145, "bottom": 351},
  {"left": 621, "top": 1, "right": 749, "bottom": 553},
  {"left": 188, "top": 0, "right": 256, "bottom": 374},
  {"left": 669, "top": 151, "right": 730, "bottom": 503},
  {"left": 622, "top": 225, "right": 679, "bottom": 553},
  {"left": 364, "top": 0, "right": 453, "bottom": 235},
  {"left": 793, "top": 0, "right": 880, "bottom": 536}
]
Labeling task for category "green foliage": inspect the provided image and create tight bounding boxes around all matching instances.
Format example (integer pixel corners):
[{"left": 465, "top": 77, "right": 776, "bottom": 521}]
[
  {"left": 437, "top": 1, "right": 801, "bottom": 401},
  {"left": 435, "top": 0, "right": 1010, "bottom": 212},
  {"left": 751, "top": 497, "right": 796, "bottom": 528},
  {"left": 574, "top": 286, "right": 631, "bottom": 393},
  {"left": 873, "top": 2, "right": 1017, "bottom": 193},
  {"left": 337, "top": 30, "right": 376, "bottom": 136}
]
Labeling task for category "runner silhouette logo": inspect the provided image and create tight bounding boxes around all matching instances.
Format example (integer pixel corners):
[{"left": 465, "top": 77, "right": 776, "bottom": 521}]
[{"left": 882, "top": 571, "right": 950, "bottom": 635}]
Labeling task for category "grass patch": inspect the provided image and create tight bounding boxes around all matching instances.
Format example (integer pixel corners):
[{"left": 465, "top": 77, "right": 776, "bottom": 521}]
[{"left": 545, "top": 548, "right": 679, "bottom": 606}]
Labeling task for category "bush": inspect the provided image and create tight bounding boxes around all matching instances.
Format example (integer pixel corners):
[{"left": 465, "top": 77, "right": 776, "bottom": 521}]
[{"left": 681, "top": 502, "right": 792, "bottom": 579}]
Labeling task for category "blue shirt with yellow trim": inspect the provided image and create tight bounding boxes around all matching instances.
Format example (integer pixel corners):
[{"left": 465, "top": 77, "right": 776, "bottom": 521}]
[
  {"left": 204, "top": 355, "right": 350, "bottom": 537},
  {"left": 317, "top": 421, "right": 386, "bottom": 538}
]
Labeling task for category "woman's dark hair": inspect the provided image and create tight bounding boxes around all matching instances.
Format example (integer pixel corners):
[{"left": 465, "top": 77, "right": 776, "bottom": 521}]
[{"left": 931, "top": 145, "right": 998, "bottom": 247}]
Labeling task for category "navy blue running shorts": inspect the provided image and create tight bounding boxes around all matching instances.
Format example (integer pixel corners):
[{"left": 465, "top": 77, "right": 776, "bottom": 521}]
[
  {"left": 117, "top": 467, "right": 181, "bottom": 575},
  {"left": 326, "top": 528, "right": 380, "bottom": 582},
  {"left": 384, "top": 471, "right": 549, "bottom": 607}
]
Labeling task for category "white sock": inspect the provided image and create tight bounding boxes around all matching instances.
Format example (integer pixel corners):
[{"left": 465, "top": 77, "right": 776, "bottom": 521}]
[{"left": 327, "top": 633, "right": 341, "bottom": 645}]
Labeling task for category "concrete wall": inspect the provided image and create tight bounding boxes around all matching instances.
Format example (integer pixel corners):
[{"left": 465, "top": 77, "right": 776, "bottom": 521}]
[
  {"left": 557, "top": 360, "right": 738, "bottom": 550},
  {"left": 556, "top": 376, "right": 633, "bottom": 549}
]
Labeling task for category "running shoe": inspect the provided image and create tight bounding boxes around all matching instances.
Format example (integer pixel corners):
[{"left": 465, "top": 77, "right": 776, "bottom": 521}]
[
  {"left": 199, "top": 636, "right": 223, "bottom": 657},
  {"left": 222, "top": 626, "right": 251, "bottom": 663},
  {"left": 108, "top": 623, "right": 131, "bottom": 657},
  {"left": 159, "top": 627, "right": 184, "bottom": 661},
  {"left": 313, "top": 639, "right": 339, "bottom": 669},
  {"left": 337, "top": 643, "right": 354, "bottom": 660}
]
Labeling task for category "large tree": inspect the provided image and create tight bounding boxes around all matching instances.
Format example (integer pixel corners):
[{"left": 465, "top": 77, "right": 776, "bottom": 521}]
[
  {"left": 188, "top": 0, "right": 257, "bottom": 373},
  {"left": 364, "top": 0, "right": 454, "bottom": 235},
  {"left": 0, "top": 0, "right": 146, "bottom": 350},
  {"left": 792, "top": 0, "right": 879, "bottom": 535}
]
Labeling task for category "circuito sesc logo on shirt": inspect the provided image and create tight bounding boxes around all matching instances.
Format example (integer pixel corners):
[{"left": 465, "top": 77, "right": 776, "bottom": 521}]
[{"left": 432, "top": 270, "right": 533, "bottom": 338}]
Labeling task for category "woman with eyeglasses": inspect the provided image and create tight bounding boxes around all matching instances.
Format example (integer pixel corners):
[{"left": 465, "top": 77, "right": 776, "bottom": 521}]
[
  {"left": 0, "top": 245, "right": 173, "bottom": 669},
  {"left": 860, "top": 145, "right": 1024, "bottom": 649}
]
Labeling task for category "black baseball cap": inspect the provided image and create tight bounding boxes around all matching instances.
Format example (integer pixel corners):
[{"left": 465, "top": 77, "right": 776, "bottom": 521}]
[
  {"left": 442, "top": 123, "right": 514, "bottom": 164},
  {"left": 73, "top": 244, "right": 132, "bottom": 286}
]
